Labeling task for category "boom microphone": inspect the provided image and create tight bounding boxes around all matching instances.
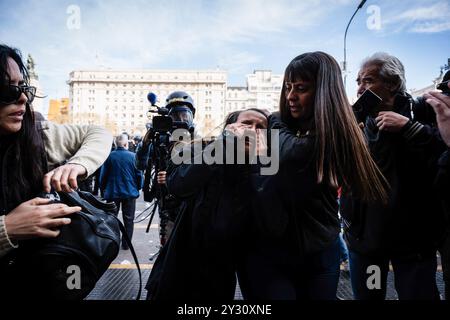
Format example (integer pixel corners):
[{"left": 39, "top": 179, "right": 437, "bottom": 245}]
[{"left": 147, "top": 92, "right": 157, "bottom": 106}]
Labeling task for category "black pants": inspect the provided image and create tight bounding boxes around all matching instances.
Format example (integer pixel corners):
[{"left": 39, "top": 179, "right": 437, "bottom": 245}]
[
  {"left": 238, "top": 237, "right": 341, "bottom": 300},
  {"left": 112, "top": 198, "right": 136, "bottom": 248},
  {"left": 349, "top": 249, "right": 440, "bottom": 300}
]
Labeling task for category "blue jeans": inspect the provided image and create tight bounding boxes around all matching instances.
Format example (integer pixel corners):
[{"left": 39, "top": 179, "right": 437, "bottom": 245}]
[
  {"left": 339, "top": 233, "right": 349, "bottom": 263},
  {"left": 239, "top": 236, "right": 341, "bottom": 300},
  {"left": 349, "top": 249, "right": 440, "bottom": 300}
]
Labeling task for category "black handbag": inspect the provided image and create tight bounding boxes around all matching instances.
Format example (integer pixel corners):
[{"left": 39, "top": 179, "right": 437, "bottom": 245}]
[
  {"left": 1, "top": 190, "right": 142, "bottom": 300},
  {"left": 0, "top": 122, "right": 142, "bottom": 300}
]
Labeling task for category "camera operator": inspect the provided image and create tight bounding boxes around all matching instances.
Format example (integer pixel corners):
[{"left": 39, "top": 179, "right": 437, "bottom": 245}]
[
  {"left": 340, "top": 52, "right": 447, "bottom": 300},
  {"left": 135, "top": 91, "right": 196, "bottom": 246}
]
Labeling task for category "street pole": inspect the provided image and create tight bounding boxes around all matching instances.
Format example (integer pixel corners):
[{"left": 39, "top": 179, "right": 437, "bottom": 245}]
[{"left": 343, "top": 0, "right": 367, "bottom": 90}]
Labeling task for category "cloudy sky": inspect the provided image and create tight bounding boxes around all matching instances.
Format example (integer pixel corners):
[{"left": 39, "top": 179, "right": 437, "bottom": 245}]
[{"left": 1, "top": 0, "right": 449, "bottom": 108}]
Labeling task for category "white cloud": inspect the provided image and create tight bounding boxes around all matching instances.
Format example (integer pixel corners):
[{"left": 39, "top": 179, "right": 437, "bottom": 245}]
[
  {"left": 217, "top": 51, "right": 261, "bottom": 74},
  {"left": 395, "top": 2, "right": 449, "bottom": 21},
  {"left": 0, "top": 0, "right": 389, "bottom": 99},
  {"left": 410, "top": 21, "right": 450, "bottom": 33},
  {"left": 382, "top": 0, "right": 450, "bottom": 34},
  {"left": 1, "top": 0, "right": 337, "bottom": 94}
]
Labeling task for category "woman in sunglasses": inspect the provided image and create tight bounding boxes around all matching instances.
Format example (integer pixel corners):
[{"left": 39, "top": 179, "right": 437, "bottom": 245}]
[{"left": 0, "top": 44, "right": 112, "bottom": 296}]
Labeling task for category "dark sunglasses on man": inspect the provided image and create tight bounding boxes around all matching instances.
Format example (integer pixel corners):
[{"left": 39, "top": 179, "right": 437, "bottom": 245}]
[{"left": 0, "top": 84, "right": 36, "bottom": 105}]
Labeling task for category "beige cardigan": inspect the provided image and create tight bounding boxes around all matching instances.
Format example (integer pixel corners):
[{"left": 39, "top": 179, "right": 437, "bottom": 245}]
[{"left": 0, "top": 121, "right": 113, "bottom": 258}]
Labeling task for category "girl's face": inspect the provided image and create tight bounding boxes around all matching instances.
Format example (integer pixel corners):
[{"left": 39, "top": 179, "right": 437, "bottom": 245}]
[
  {"left": 236, "top": 110, "right": 267, "bottom": 131},
  {"left": 224, "top": 110, "right": 268, "bottom": 156},
  {"left": 284, "top": 79, "right": 315, "bottom": 121},
  {"left": 0, "top": 58, "right": 28, "bottom": 135},
  {"left": 237, "top": 110, "right": 267, "bottom": 155}
]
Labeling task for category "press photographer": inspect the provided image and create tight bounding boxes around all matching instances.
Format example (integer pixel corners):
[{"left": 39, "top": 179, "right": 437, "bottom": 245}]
[{"left": 136, "top": 91, "right": 196, "bottom": 246}]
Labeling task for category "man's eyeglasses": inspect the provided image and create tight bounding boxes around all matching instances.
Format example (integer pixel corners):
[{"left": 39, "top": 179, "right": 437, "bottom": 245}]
[{"left": 0, "top": 84, "right": 36, "bottom": 105}]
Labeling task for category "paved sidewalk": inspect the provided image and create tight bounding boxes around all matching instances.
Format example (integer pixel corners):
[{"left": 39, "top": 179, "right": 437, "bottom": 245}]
[
  {"left": 86, "top": 269, "right": 445, "bottom": 300},
  {"left": 87, "top": 195, "right": 446, "bottom": 300}
]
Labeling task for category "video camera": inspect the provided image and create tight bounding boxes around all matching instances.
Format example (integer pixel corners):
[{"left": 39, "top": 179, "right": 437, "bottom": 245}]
[
  {"left": 142, "top": 92, "right": 196, "bottom": 247},
  {"left": 145, "top": 92, "right": 195, "bottom": 141}
]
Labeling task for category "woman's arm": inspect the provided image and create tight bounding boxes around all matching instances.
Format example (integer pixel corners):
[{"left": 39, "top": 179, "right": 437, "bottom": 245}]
[
  {"left": 268, "top": 115, "right": 315, "bottom": 168},
  {"left": 0, "top": 215, "right": 17, "bottom": 258},
  {"left": 42, "top": 121, "right": 113, "bottom": 176},
  {"left": 41, "top": 121, "right": 113, "bottom": 192},
  {"left": 166, "top": 141, "right": 221, "bottom": 198},
  {"left": 1, "top": 198, "right": 81, "bottom": 258},
  {"left": 264, "top": 115, "right": 318, "bottom": 206}
]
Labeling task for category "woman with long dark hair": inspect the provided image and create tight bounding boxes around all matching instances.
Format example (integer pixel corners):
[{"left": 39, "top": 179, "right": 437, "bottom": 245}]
[
  {"left": 0, "top": 44, "right": 112, "bottom": 297},
  {"left": 238, "top": 52, "right": 387, "bottom": 300}
]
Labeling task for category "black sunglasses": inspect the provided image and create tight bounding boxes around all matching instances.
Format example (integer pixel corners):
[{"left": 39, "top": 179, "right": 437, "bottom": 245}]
[{"left": 0, "top": 84, "right": 37, "bottom": 105}]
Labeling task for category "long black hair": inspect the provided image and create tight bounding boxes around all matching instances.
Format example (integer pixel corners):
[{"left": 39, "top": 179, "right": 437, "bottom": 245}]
[
  {"left": 278, "top": 52, "right": 388, "bottom": 202},
  {"left": 0, "top": 44, "right": 45, "bottom": 210}
]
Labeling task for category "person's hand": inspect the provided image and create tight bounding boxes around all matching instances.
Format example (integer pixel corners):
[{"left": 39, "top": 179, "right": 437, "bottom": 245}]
[
  {"left": 4, "top": 198, "right": 81, "bottom": 241},
  {"left": 43, "top": 164, "right": 87, "bottom": 193},
  {"left": 423, "top": 89, "right": 450, "bottom": 147},
  {"left": 157, "top": 171, "right": 167, "bottom": 185},
  {"left": 256, "top": 128, "right": 268, "bottom": 155},
  {"left": 224, "top": 123, "right": 249, "bottom": 139},
  {"left": 375, "top": 111, "right": 409, "bottom": 132}
]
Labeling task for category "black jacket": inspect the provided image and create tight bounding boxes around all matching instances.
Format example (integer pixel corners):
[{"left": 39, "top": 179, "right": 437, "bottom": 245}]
[
  {"left": 145, "top": 137, "right": 253, "bottom": 301},
  {"left": 435, "top": 149, "right": 450, "bottom": 234},
  {"left": 341, "top": 93, "right": 447, "bottom": 257},
  {"left": 249, "top": 115, "right": 340, "bottom": 258}
]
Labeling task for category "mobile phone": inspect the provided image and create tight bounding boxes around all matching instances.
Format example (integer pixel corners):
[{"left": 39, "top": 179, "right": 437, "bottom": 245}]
[{"left": 352, "top": 89, "right": 382, "bottom": 123}]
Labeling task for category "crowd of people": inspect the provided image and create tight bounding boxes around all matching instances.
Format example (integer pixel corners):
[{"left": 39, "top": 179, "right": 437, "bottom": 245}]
[{"left": 0, "top": 43, "right": 449, "bottom": 301}]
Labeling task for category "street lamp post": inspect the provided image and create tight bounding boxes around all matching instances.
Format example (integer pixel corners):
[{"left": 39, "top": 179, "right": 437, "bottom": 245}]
[{"left": 343, "top": 0, "right": 367, "bottom": 89}]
